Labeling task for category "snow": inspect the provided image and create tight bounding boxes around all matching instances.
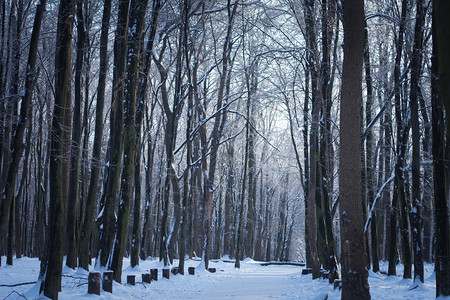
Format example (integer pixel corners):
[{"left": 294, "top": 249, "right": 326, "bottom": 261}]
[{"left": 0, "top": 257, "right": 440, "bottom": 299}]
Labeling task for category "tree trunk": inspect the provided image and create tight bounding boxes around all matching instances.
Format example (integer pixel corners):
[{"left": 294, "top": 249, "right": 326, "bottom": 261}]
[
  {"left": 235, "top": 85, "right": 251, "bottom": 268},
  {"left": 363, "top": 19, "right": 379, "bottom": 273},
  {"left": 0, "top": 0, "right": 23, "bottom": 255},
  {"left": 97, "top": 0, "right": 129, "bottom": 269},
  {"left": 340, "top": 0, "right": 370, "bottom": 298},
  {"left": 66, "top": 0, "right": 86, "bottom": 269},
  {"left": 409, "top": 0, "right": 426, "bottom": 283},
  {"left": 179, "top": 0, "right": 193, "bottom": 274},
  {"left": 78, "top": 0, "right": 111, "bottom": 271},
  {"left": 41, "top": 0, "right": 75, "bottom": 298},
  {"left": 223, "top": 145, "right": 234, "bottom": 256},
  {"left": 111, "top": 0, "right": 148, "bottom": 281},
  {"left": 204, "top": 0, "right": 238, "bottom": 270},
  {"left": 303, "top": 0, "right": 320, "bottom": 279},
  {"left": 432, "top": 1, "right": 450, "bottom": 295},
  {"left": 388, "top": 0, "right": 407, "bottom": 278}
]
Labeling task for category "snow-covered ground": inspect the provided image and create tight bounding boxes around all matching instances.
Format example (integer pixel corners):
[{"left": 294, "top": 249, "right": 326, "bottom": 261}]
[{"left": 0, "top": 256, "right": 441, "bottom": 299}]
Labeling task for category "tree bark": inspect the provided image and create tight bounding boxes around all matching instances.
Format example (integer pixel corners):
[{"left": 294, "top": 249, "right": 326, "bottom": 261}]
[
  {"left": 340, "top": 0, "right": 370, "bottom": 298},
  {"left": 41, "top": 0, "right": 75, "bottom": 298},
  {"left": 432, "top": 0, "right": 450, "bottom": 295}
]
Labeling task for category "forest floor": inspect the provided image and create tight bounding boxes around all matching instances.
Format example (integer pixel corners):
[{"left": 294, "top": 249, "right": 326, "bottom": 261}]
[{"left": 0, "top": 256, "right": 440, "bottom": 299}]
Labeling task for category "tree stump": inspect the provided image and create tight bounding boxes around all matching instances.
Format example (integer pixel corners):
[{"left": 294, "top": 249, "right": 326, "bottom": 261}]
[
  {"left": 88, "top": 272, "right": 101, "bottom": 295},
  {"left": 208, "top": 268, "right": 216, "bottom": 273},
  {"left": 302, "top": 268, "right": 312, "bottom": 275},
  {"left": 188, "top": 267, "right": 195, "bottom": 275},
  {"left": 127, "top": 275, "right": 135, "bottom": 285},
  {"left": 151, "top": 268, "right": 158, "bottom": 281},
  {"left": 142, "top": 273, "right": 151, "bottom": 283},
  {"left": 171, "top": 267, "right": 179, "bottom": 275},
  {"left": 320, "top": 270, "right": 329, "bottom": 279},
  {"left": 102, "top": 270, "right": 113, "bottom": 293},
  {"left": 333, "top": 279, "right": 342, "bottom": 290},
  {"left": 163, "top": 268, "right": 170, "bottom": 279}
]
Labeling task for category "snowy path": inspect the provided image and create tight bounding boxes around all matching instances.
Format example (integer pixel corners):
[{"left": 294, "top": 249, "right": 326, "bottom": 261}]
[
  {"left": 171, "top": 262, "right": 305, "bottom": 299},
  {"left": 0, "top": 256, "right": 438, "bottom": 299}
]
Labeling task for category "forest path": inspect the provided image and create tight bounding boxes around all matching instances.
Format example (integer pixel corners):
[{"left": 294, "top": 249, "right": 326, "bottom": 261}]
[
  {"left": 177, "top": 261, "right": 306, "bottom": 299},
  {"left": 0, "top": 256, "right": 437, "bottom": 300}
]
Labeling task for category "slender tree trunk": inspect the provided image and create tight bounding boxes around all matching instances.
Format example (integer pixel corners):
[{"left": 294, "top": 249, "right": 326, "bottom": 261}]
[
  {"left": 419, "top": 89, "right": 432, "bottom": 263},
  {"left": 363, "top": 20, "right": 379, "bottom": 273},
  {"left": 304, "top": 0, "right": 320, "bottom": 279},
  {"left": 0, "top": 0, "right": 23, "bottom": 255},
  {"left": 179, "top": 0, "right": 193, "bottom": 274},
  {"left": 154, "top": 34, "right": 182, "bottom": 266},
  {"left": 78, "top": 0, "right": 111, "bottom": 271},
  {"left": 224, "top": 145, "right": 234, "bottom": 256},
  {"left": 6, "top": 0, "right": 24, "bottom": 266},
  {"left": 235, "top": 85, "right": 251, "bottom": 269},
  {"left": 66, "top": 0, "right": 86, "bottom": 269},
  {"left": 15, "top": 104, "right": 33, "bottom": 259},
  {"left": 388, "top": 0, "right": 407, "bottom": 278},
  {"left": 409, "top": 0, "right": 426, "bottom": 283},
  {"left": 204, "top": 0, "right": 238, "bottom": 270},
  {"left": 138, "top": 0, "right": 160, "bottom": 261},
  {"left": 245, "top": 60, "right": 258, "bottom": 259}
]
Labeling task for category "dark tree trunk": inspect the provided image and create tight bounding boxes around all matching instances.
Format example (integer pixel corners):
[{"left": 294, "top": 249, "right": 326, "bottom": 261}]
[
  {"left": 363, "top": 19, "right": 379, "bottom": 273},
  {"left": 432, "top": 0, "right": 450, "bottom": 296},
  {"left": 111, "top": 0, "right": 148, "bottom": 281},
  {"left": 0, "top": 0, "right": 23, "bottom": 256},
  {"left": 409, "top": 0, "right": 426, "bottom": 284},
  {"left": 135, "top": 0, "right": 160, "bottom": 263},
  {"left": 5, "top": 0, "right": 23, "bottom": 266},
  {"left": 340, "top": 0, "right": 370, "bottom": 299},
  {"left": 179, "top": 0, "right": 193, "bottom": 275},
  {"left": 204, "top": 0, "right": 238, "bottom": 270},
  {"left": 223, "top": 144, "right": 234, "bottom": 257},
  {"left": 78, "top": 0, "right": 111, "bottom": 271},
  {"left": 154, "top": 31, "right": 182, "bottom": 266},
  {"left": 41, "top": 0, "right": 75, "bottom": 298},
  {"left": 388, "top": 0, "right": 407, "bottom": 277},
  {"left": 304, "top": 0, "right": 320, "bottom": 279},
  {"left": 97, "top": 0, "right": 129, "bottom": 269},
  {"left": 245, "top": 60, "right": 258, "bottom": 259},
  {"left": 66, "top": 0, "right": 86, "bottom": 270},
  {"left": 235, "top": 80, "right": 251, "bottom": 268}
]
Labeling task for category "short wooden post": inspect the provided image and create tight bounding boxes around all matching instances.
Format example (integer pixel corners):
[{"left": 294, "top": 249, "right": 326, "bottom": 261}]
[
  {"left": 208, "top": 268, "right": 216, "bottom": 273},
  {"left": 88, "top": 272, "right": 101, "bottom": 295},
  {"left": 171, "top": 267, "right": 179, "bottom": 275},
  {"left": 333, "top": 279, "right": 342, "bottom": 290},
  {"left": 162, "top": 268, "right": 170, "bottom": 279},
  {"left": 127, "top": 275, "right": 135, "bottom": 285},
  {"left": 151, "top": 268, "right": 158, "bottom": 281},
  {"left": 320, "top": 270, "right": 329, "bottom": 279},
  {"left": 142, "top": 273, "right": 151, "bottom": 283},
  {"left": 301, "top": 268, "right": 312, "bottom": 275},
  {"left": 102, "top": 270, "right": 113, "bottom": 293},
  {"left": 188, "top": 267, "right": 195, "bottom": 275}
]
